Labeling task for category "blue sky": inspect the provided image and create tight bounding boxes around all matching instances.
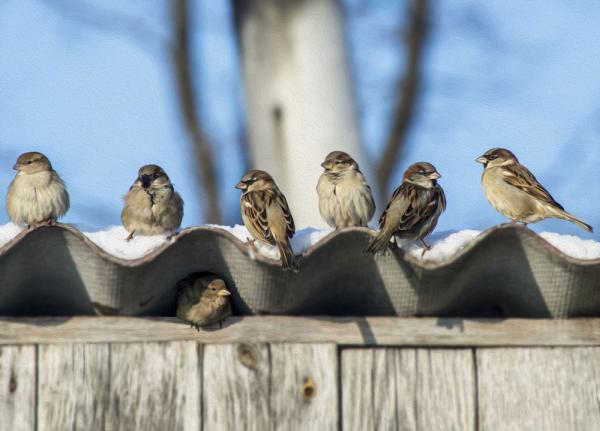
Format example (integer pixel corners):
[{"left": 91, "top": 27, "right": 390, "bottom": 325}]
[{"left": 1, "top": 0, "right": 599, "bottom": 237}]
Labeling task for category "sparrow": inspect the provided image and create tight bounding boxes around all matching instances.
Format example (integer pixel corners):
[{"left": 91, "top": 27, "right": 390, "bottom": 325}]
[
  {"left": 121, "top": 164, "right": 184, "bottom": 241},
  {"left": 317, "top": 151, "right": 376, "bottom": 229},
  {"left": 6, "top": 152, "right": 70, "bottom": 228},
  {"left": 476, "top": 148, "right": 593, "bottom": 232},
  {"left": 176, "top": 273, "right": 232, "bottom": 329},
  {"left": 367, "top": 162, "right": 446, "bottom": 254},
  {"left": 235, "top": 169, "right": 298, "bottom": 271}
]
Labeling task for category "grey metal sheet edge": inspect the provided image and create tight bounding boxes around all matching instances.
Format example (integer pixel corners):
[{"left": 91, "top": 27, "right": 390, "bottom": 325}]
[{"left": 0, "top": 223, "right": 598, "bottom": 317}]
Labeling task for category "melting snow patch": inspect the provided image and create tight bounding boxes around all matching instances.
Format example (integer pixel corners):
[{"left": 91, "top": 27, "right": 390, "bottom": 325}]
[
  {"left": 0, "top": 223, "right": 24, "bottom": 248},
  {"left": 206, "top": 224, "right": 334, "bottom": 260},
  {"left": 0, "top": 223, "right": 599, "bottom": 261},
  {"left": 404, "top": 230, "right": 482, "bottom": 263},
  {"left": 539, "top": 232, "right": 600, "bottom": 260},
  {"left": 83, "top": 226, "right": 169, "bottom": 259}
]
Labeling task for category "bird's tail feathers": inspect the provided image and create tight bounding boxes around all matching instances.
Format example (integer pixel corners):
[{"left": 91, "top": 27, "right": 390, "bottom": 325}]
[
  {"left": 366, "top": 230, "right": 392, "bottom": 254},
  {"left": 278, "top": 241, "right": 299, "bottom": 272},
  {"left": 554, "top": 209, "right": 593, "bottom": 233}
]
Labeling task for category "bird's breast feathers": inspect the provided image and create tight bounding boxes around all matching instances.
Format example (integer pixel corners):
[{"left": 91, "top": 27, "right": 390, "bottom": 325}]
[{"left": 7, "top": 171, "right": 69, "bottom": 224}]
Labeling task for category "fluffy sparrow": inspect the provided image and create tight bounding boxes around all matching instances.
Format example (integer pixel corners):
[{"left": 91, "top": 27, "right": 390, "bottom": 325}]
[
  {"left": 317, "top": 150, "right": 375, "bottom": 229},
  {"left": 476, "top": 148, "right": 593, "bottom": 232},
  {"left": 367, "top": 162, "right": 446, "bottom": 254},
  {"left": 235, "top": 169, "right": 298, "bottom": 271},
  {"left": 6, "top": 152, "right": 70, "bottom": 228},
  {"left": 176, "top": 273, "right": 232, "bottom": 329},
  {"left": 121, "top": 164, "right": 184, "bottom": 241}
]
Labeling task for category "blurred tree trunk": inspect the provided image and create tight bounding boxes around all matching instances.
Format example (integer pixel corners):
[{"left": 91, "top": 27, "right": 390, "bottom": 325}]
[
  {"left": 232, "top": 0, "right": 372, "bottom": 228},
  {"left": 170, "top": 0, "right": 221, "bottom": 223}
]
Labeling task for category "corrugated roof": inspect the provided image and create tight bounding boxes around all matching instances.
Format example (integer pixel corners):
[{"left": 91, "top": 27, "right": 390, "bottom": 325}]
[{"left": 0, "top": 224, "right": 598, "bottom": 317}]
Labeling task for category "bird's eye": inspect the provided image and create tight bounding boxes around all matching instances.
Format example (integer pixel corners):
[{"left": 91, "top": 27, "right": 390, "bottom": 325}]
[
  {"left": 27, "top": 161, "right": 33, "bottom": 165},
  {"left": 153, "top": 173, "right": 160, "bottom": 179},
  {"left": 418, "top": 170, "right": 426, "bottom": 175},
  {"left": 488, "top": 155, "right": 497, "bottom": 160}
]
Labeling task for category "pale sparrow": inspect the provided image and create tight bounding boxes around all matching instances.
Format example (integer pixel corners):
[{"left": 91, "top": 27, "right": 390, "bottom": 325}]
[
  {"left": 6, "top": 152, "right": 70, "bottom": 228},
  {"left": 121, "top": 164, "right": 184, "bottom": 241},
  {"left": 176, "top": 273, "right": 232, "bottom": 329},
  {"left": 476, "top": 148, "right": 592, "bottom": 232},
  {"left": 367, "top": 162, "right": 446, "bottom": 254},
  {"left": 317, "top": 150, "right": 375, "bottom": 229},
  {"left": 235, "top": 169, "right": 298, "bottom": 271}
]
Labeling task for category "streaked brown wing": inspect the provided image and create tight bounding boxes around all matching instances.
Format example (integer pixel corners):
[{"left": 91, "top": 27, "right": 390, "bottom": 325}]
[
  {"left": 502, "top": 164, "right": 563, "bottom": 210},
  {"left": 273, "top": 190, "right": 295, "bottom": 238},
  {"left": 380, "top": 183, "right": 445, "bottom": 231},
  {"left": 242, "top": 192, "right": 276, "bottom": 245},
  {"left": 379, "top": 184, "right": 405, "bottom": 227}
]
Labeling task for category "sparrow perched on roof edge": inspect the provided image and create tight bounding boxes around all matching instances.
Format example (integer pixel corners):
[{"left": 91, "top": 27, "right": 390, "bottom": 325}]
[
  {"left": 367, "top": 162, "right": 446, "bottom": 255},
  {"left": 236, "top": 169, "right": 298, "bottom": 271},
  {"left": 6, "top": 152, "right": 70, "bottom": 228},
  {"left": 121, "top": 164, "right": 184, "bottom": 241},
  {"left": 317, "top": 151, "right": 375, "bottom": 229},
  {"left": 176, "top": 273, "right": 232, "bottom": 329},
  {"left": 476, "top": 148, "right": 593, "bottom": 232}
]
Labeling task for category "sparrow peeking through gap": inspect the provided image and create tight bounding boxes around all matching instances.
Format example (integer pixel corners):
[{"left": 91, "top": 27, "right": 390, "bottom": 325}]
[{"left": 176, "top": 273, "right": 232, "bottom": 330}]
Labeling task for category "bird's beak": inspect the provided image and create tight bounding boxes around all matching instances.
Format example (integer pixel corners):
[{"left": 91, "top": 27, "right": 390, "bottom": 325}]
[
  {"left": 140, "top": 175, "right": 152, "bottom": 188},
  {"left": 12, "top": 163, "right": 20, "bottom": 171},
  {"left": 475, "top": 156, "right": 487, "bottom": 164},
  {"left": 217, "top": 289, "right": 231, "bottom": 297},
  {"left": 321, "top": 161, "right": 333, "bottom": 169},
  {"left": 235, "top": 182, "right": 247, "bottom": 190},
  {"left": 428, "top": 172, "right": 441, "bottom": 180}
]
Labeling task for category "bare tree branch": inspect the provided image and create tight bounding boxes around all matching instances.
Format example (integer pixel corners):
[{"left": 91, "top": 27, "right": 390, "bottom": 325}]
[
  {"left": 377, "top": 0, "right": 429, "bottom": 196},
  {"left": 170, "top": 0, "right": 221, "bottom": 223}
]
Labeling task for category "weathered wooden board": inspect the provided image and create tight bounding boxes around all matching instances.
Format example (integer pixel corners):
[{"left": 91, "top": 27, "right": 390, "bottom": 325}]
[
  {"left": 341, "top": 349, "right": 417, "bottom": 431},
  {"left": 270, "top": 344, "right": 338, "bottom": 430},
  {"left": 3, "top": 317, "right": 600, "bottom": 346},
  {"left": 203, "top": 343, "right": 338, "bottom": 430},
  {"left": 38, "top": 344, "right": 110, "bottom": 431},
  {"left": 107, "top": 342, "right": 201, "bottom": 431},
  {"left": 341, "top": 348, "right": 476, "bottom": 431},
  {"left": 416, "top": 349, "right": 476, "bottom": 430},
  {"left": 0, "top": 346, "right": 36, "bottom": 431},
  {"left": 477, "top": 347, "right": 600, "bottom": 430},
  {"left": 203, "top": 344, "right": 270, "bottom": 431}
]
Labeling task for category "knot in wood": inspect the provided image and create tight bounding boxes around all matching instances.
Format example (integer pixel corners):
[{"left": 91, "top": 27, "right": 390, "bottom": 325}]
[
  {"left": 301, "top": 377, "right": 316, "bottom": 402},
  {"left": 8, "top": 376, "right": 17, "bottom": 393},
  {"left": 237, "top": 344, "right": 260, "bottom": 370}
]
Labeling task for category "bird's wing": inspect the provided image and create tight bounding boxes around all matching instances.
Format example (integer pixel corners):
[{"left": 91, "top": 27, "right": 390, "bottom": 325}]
[
  {"left": 502, "top": 164, "right": 564, "bottom": 210},
  {"left": 275, "top": 190, "right": 295, "bottom": 238},
  {"left": 380, "top": 183, "right": 444, "bottom": 231},
  {"left": 242, "top": 191, "right": 276, "bottom": 245},
  {"left": 379, "top": 183, "right": 412, "bottom": 228}
]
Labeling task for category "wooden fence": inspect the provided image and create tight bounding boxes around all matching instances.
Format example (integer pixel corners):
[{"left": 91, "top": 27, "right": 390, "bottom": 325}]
[{"left": 1, "top": 316, "right": 599, "bottom": 430}]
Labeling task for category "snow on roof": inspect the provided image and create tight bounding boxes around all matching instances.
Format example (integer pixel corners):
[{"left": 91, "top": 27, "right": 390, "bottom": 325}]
[{"left": 0, "top": 223, "right": 599, "bottom": 261}]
